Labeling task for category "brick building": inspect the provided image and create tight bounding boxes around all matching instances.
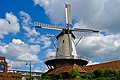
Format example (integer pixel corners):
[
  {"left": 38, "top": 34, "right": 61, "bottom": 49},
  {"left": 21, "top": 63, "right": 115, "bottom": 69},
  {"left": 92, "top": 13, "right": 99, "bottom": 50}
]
[
  {"left": 44, "top": 60, "right": 120, "bottom": 79},
  {"left": 0, "top": 56, "right": 22, "bottom": 80}
]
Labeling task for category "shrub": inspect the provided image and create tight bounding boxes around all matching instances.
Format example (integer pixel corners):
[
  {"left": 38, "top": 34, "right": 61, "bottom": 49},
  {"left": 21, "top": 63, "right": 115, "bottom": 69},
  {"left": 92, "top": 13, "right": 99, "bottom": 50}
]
[
  {"left": 93, "top": 69, "right": 104, "bottom": 78},
  {"left": 55, "top": 73, "right": 62, "bottom": 79},
  {"left": 41, "top": 75, "right": 51, "bottom": 80}
]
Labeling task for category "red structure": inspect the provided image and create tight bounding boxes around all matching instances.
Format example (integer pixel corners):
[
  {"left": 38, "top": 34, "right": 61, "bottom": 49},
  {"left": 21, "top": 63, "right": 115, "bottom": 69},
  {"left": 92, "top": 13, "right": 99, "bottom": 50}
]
[
  {"left": 0, "top": 57, "right": 8, "bottom": 73},
  {"left": 44, "top": 59, "right": 120, "bottom": 79},
  {"left": 0, "top": 56, "right": 22, "bottom": 80},
  {"left": 83, "top": 60, "right": 120, "bottom": 72}
]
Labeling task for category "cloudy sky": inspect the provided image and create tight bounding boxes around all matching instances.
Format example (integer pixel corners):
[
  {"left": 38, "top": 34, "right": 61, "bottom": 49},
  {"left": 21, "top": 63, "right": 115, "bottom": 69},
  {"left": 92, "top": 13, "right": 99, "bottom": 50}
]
[{"left": 0, "top": 0, "right": 120, "bottom": 72}]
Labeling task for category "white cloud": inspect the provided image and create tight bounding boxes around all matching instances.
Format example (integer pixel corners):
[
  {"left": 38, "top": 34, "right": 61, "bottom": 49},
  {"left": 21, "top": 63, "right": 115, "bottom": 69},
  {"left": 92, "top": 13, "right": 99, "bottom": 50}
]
[
  {"left": 44, "top": 49, "right": 56, "bottom": 61},
  {"left": 40, "top": 35, "right": 52, "bottom": 49},
  {"left": 8, "top": 60, "right": 25, "bottom": 69},
  {"left": 0, "top": 39, "right": 41, "bottom": 68},
  {"left": 34, "top": 67, "right": 42, "bottom": 72},
  {"left": 87, "top": 60, "right": 100, "bottom": 66},
  {"left": 0, "top": 12, "right": 20, "bottom": 38},
  {"left": 33, "top": 0, "right": 66, "bottom": 24},
  {"left": 29, "top": 35, "right": 52, "bottom": 49},
  {"left": 19, "top": 11, "right": 40, "bottom": 39},
  {"left": 45, "top": 49, "right": 56, "bottom": 59},
  {"left": 76, "top": 34, "right": 120, "bottom": 62},
  {"left": 33, "top": 0, "right": 120, "bottom": 34}
]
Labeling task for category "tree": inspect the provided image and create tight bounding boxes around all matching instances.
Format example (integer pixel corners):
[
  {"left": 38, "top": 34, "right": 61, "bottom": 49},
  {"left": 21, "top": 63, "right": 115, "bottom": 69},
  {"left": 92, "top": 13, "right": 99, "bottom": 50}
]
[
  {"left": 41, "top": 75, "right": 51, "bottom": 80},
  {"left": 68, "top": 68, "right": 80, "bottom": 79},
  {"left": 93, "top": 69, "right": 104, "bottom": 78},
  {"left": 55, "top": 73, "right": 62, "bottom": 79},
  {"left": 82, "top": 72, "right": 94, "bottom": 79}
]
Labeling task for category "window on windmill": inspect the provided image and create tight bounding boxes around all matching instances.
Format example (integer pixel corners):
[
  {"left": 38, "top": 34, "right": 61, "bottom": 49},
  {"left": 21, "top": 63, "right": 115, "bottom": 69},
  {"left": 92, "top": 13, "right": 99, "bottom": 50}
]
[
  {"left": 57, "top": 48, "right": 58, "bottom": 52},
  {"left": 63, "top": 40, "right": 64, "bottom": 43}
]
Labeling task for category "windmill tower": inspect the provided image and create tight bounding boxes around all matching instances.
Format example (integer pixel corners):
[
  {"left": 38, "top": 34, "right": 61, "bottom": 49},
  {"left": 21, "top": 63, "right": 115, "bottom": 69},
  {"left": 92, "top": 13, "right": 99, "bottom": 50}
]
[{"left": 35, "top": 3, "right": 99, "bottom": 77}]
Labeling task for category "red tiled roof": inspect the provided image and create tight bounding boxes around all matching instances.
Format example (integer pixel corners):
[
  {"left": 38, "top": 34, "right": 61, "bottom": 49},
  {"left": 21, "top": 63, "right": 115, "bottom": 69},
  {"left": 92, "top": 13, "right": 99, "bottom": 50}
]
[
  {"left": 46, "top": 64, "right": 86, "bottom": 75},
  {"left": 83, "top": 60, "right": 120, "bottom": 72},
  {"left": 45, "top": 60, "right": 120, "bottom": 75}
]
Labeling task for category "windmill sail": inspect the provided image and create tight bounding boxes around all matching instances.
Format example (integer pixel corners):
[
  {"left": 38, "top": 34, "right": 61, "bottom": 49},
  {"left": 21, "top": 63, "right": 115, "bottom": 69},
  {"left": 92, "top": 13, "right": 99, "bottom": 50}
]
[
  {"left": 73, "top": 28, "right": 99, "bottom": 32},
  {"left": 73, "top": 28, "right": 99, "bottom": 36},
  {"left": 65, "top": 3, "right": 72, "bottom": 25},
  {"left": 34, "top": 22, "right": 63, "bottom": 30}
]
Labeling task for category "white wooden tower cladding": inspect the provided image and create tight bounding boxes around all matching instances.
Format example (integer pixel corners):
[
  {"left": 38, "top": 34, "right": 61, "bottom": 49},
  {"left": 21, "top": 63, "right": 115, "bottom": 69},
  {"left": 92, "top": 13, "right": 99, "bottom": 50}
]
[
  {"left": 56, "top": 29, "right": 77, "bottom": 59},
  {"left": 34, "top": 3, "right": 99, "bottom": 61}
]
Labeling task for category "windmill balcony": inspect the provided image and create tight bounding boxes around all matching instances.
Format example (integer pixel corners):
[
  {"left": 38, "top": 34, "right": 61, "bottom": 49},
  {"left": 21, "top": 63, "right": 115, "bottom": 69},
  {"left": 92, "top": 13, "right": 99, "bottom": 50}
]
[
  {"left": 44, "top": 55, "right": 90, "bottom": 62},
  {"left": 44, "top": 55, "right": 89, "bottom": 70}
]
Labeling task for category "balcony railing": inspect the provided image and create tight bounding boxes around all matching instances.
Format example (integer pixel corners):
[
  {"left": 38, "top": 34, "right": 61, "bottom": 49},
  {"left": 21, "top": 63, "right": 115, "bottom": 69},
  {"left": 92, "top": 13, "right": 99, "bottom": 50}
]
[{"left": 44, "top": 55, "right": 90, "bottom": 62}]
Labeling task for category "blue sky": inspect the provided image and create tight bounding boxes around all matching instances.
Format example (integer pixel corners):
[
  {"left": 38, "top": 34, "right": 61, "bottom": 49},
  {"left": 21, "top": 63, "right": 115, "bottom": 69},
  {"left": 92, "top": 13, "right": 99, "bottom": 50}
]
[
  {"left": 0, "top": 0, "right": 120, "bottom": 72},
  {"left": 0, "top": 0, "right": 52, "bottom": 72}
]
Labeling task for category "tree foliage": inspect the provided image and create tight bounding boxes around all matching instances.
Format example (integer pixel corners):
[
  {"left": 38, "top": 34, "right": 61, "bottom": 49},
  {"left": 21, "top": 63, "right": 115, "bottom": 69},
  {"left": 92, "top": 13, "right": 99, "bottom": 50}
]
[
  {"left": 40, "top": 68, "right": 120, "bottom": 80},
  {"left": 81, "top": 69, "right": 120, "bottom": 80},
  {"left": 68, "top": 68, "right": 80, "bottom": 79},
  {"left": 41, "top": 75, "right": 51, "bottom": 80},
  {"left": 55, "top": 73, "right": 62, "bottom": 79}
]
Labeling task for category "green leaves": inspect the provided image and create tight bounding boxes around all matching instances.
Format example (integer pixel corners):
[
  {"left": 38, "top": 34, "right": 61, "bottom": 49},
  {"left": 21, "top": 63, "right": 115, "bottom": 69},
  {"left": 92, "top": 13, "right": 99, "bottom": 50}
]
[
  {"left": 68, "top": 68, "right": 80, "bottom": 79},
  {"left": 40, "top": 69, "right": 120, "bottom": 80}
]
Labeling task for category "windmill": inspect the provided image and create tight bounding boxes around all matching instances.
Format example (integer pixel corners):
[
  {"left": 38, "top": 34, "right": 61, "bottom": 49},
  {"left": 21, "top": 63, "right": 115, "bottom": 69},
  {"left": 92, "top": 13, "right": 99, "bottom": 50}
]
[{"left": 34, "top": 3, "right": 99, "bottom": 73}]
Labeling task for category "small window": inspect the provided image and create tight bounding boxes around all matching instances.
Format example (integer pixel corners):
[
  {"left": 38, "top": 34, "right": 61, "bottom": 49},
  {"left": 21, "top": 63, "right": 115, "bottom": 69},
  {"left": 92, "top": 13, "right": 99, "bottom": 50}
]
[
  {"left": 57, "top": 48, "right": 58, "bottom": 52},
  {"left": 63, "top": 40, "right": 64, "bottom": 43}
]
